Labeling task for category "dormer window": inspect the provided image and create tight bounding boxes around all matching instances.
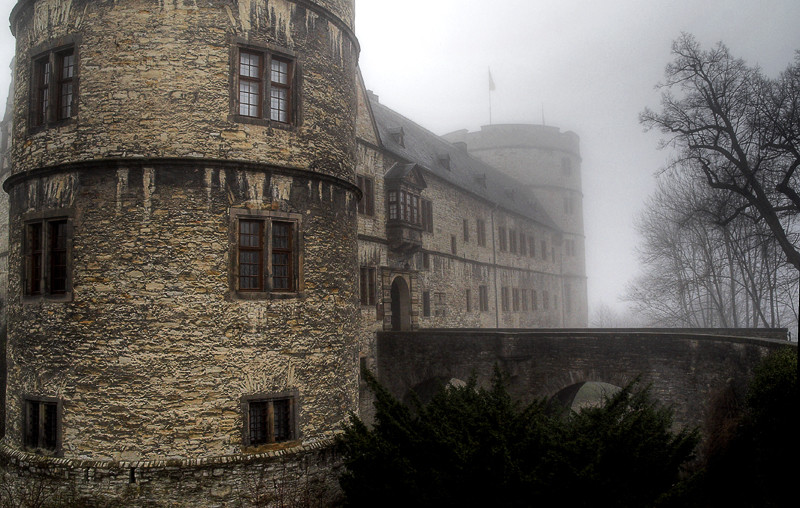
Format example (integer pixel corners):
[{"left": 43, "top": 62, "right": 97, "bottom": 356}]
[
  {"left": 438, "top": 154, "right": 451, "bottom": 170},
  {"left": 388, "top": 127, "right": 405, "bottom": 147}
]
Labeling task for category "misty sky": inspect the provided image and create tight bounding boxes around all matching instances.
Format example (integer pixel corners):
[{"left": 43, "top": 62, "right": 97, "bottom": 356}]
[{"left": 1, "top": 0, "right": 798, "bottom": 316}]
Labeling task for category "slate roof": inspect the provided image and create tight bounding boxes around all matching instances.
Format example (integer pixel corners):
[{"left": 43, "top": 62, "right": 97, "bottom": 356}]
[{"left": 367, "top": 94, "right": 561, "bottom": 232}]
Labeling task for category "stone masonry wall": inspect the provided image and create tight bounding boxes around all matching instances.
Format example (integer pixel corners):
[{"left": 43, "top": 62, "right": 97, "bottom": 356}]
[
  {"left": 5, "top": 0, "right": 360, "bottom": 463},
  {"left": 10, "top": 0, "right": 357, "bottom": 182},
  {"left": 5, "top": 162, "right": 359, "bottom": 460}
]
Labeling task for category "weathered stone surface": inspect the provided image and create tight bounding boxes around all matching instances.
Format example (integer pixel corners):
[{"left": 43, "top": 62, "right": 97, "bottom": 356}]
[{"left": 4, "top": 0, "right": 360, "bottom": 475}]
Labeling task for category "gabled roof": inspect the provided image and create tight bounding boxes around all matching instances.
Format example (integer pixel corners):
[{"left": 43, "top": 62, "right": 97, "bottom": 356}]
[
  {"left": 385, "top": 162, "right": 427, "bottom": 190},
  {"left": 367, "top": 93, "right": 560, "bottom": 232}
]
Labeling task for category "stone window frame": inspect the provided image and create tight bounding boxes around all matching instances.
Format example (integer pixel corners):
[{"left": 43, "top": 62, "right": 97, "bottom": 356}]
[
  {"left": 229, "top": 208, "right": 304, "bottom": 300},
  {"left": 22, "top": 395, "right": 63, "bottom": 457},
  {"left": 479, "top": 285, "right": 489, "bottom": 312},
  {"left": 463, "top": 218, "right": 470, "bottom": 242},
  {"left": 241, "top": 390, "right": 299, "bottom": 449},
  {"left": 420, "top": 198, "right": 433, "bottom": 233},
  {"left": 501, "top": 286, "right": 510, "bottom": 312},
  {"left": 28, "top": 35, "right": 81, "bottom": 133},
  {"left": 476, "top": 218, "right": 486, "bottom": 247},
  {"left": 422, "top": 290, "right": 431, "bottom": 317},
  {"left": 465, "top": 288, "right": 472, "bottom": 313},
  {"left": 356, "top": 174, "right": 375, "bottom": 216},
  {"left": 498, "top": 227, "right": 507, "bottom": 252},
  {"left": 230, "top": 39, "right": 300, "bottom": 129},
  {"left": 360, "top": 265, "right": 377, "bottom": 306},
  {"left": 22, "top": 209, "right": 74, "bottom": 302},
  {"left": 450, "top": 234, "right": 457, "bottom": 255}
]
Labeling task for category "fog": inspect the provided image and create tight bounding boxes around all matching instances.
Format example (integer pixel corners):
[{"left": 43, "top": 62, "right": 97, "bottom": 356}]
[{"left": 1, "top": 0, "right": 798, "bottom": 316}]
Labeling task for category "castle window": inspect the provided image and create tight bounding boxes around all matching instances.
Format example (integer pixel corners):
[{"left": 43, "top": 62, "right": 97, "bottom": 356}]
[
  {"left": 23, "top": 397, "right": 62, "bottom": 454},
  {"left": 521, "top": 289, "right": 528, "bottom": 312},
  {"left": 357, "top": 175, "right": 375, "bottom": 216},
  {"left": 451, "top": 235, "right": 457, "bottom": 255},
  {"left": 529, "top": 236, "right": 536, "bottom": 258},
  {"left": 509, "top": 230, "right": 517, "bottom": 254},
  {"left": 512, "top": 288, "right": 520, "bottom": 312},
  {"left": 479, "top": 285, "right": 489, "bottom": 312},
  {"left": 501, "top": 287, "right": 509, "bottom": 312},
  {"left": 477, "top": 219, "right": 486, "bottom": 247},
  {"left": 234, "top": 46, "right": 295, "bottom": 125},
  {"left": 360, "top": 266, "right": 376, "bottom": 306},
  {"left": 543, "top": 290, "right": 549, "bottom": 310},
  {"left": 242, "top": 392, "right": 298, "bottom": 447},
  {"left": 232, "top": 210, "right": 301, "bottom": 297},
  {"left": 463, "top": 219, "right": 470, "bottom": 242},
  {"left": 423, "top": 291, "right": 431, "bottom": 317},
  {"left": 532, "top": 290, "right": 538, "bottom": 311},
  {"left": 565, "top": 283, "right": 572, "bottom": 314},
  {"left": 421, "top": 199, "right": 433, "bottom": 232},
  {"left": 466, "top": 289, "right": 472, "bottom": 312},
  {"left": 388, "top": 190, "right": 420, "bottom": 225},
  {"left": 519, "top": 233, "right": 526, "bottom": 256},
  {"left": 541, "top": 240, "right": 547, "bottom": 260},
  {"left": 24, "top": 217, "right": 71, "bottom": 297},
  {"left": 31, "top": 45, "right": 77, "bottom": 129},
  {"left": 498, "top": 227, "right": 507, "bottom": 252},
  {"left": 422, "top": 252, "right": 430, "bottom": 270}
]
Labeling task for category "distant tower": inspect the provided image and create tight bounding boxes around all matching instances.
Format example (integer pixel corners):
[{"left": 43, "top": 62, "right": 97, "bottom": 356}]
[
  {"left": 2, "top": 0, "right": 359, "bottom": 499},
  {"left": 444, "top": 125, "right": 588, "bottom": 326}
]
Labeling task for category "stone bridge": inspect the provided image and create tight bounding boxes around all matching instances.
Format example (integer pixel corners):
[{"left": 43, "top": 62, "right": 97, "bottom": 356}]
[{"left": 374, "top": 329, "right": 794, "bottom": 429}]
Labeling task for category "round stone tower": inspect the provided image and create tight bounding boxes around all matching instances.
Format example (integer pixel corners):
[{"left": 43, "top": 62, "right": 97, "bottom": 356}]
[
  {"left": 3, "top": 0, "right": 359, "bottom": 496},
  {"left": 444, "top": 124, "right": 588, "bottom": 327}
]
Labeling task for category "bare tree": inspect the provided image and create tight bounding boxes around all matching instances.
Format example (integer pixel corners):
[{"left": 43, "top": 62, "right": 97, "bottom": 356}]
[
  {"left": 641, "top": 34, "right": 800, "bottom": 272},
  {"left": 626, "top": 171, "right": 799, "bottom": 333}
]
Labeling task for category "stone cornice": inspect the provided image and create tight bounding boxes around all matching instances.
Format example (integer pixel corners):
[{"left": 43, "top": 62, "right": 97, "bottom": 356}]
[
  {"left": 10, "top": 0, "right": 360, "bottom": 54},
  {"left": 2, "top": 157, "right": 362, "bottom": 200}
]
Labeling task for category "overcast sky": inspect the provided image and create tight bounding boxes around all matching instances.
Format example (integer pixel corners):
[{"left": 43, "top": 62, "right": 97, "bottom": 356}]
[{"left": 1, "top": 0, "right": 798, "bottom": 316}]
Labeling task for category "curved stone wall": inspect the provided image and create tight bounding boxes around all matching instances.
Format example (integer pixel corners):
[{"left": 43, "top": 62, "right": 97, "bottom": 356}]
[{"left": 4, "top": 0, "right": 359, "bottom": 462}]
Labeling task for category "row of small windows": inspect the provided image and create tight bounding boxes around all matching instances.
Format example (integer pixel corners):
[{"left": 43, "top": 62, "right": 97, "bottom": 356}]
[
  {"left": 23, "top": 213, "right": 301, "bottom": 298},
  {"left": 29, "top": 44, "right": 296, "bottom": 130},
  {"left": 356, "top": 176, "right": 572, "bottom": 263},
  {"left": 501, "top": 287, "right": 556, "bottom": 313},
  {"left": 22, "top": 394, "right": 297, "bottom": 455}
]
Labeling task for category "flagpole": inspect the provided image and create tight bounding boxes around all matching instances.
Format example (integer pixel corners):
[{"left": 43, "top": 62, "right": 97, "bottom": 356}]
[{"left": 488, "top": 67, "right": 495, "bottom": 125}]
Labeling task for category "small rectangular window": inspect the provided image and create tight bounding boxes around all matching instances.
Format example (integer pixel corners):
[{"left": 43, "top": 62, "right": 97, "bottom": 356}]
[
  {"left": 519, "top": 233, "right": 526, "bottom": 256},
  {"left": 360, "top": 266, "right": 376, "bottom": 306},
  {"left": 543, "top": 290, "right": 549, "bottom": 310},
  {"left": 521, "top": 289, "right": 528, "bottom": 312},
  {"left": 501, "top": 287, "right": 509, "bottom": 312},
  {"left": 476, "top": 219, "right": 486, "bottom": 247},
  {"left": 23, "top": 398, "right": 61, "bottom": 453},
  {"left": 31, "top": 45, "right": 77, "bottom": 129},
  {"left": 357, "top": 175, "right": 375, "bottom": 216},
  {"left": 423, "top": 291, "right": 431, "bottom": 317},
  {"left": 235, "top": 47, "right": 295, "bottom": 125},
  {"left": 463, "top": 219, "right": 470, "bottom": 242},
  {"left": 498, "top": 227, "right": 507, "bottom": 252},
  {"left": 466, "top": 289, "right": 472, "bottom": 313},
  {"left": 479, "top": 285, "right": 489, "bottom": 312},
  {"left": 512, "top": 288, "right": 520, "bottom": 312},
  {"left": 532, "top": 290, "right": 538, "bottom": 311},
  {"left": 451, "top": 235, "right": 457, "bottom": 255},
  {"left": 509, "top": 230, "right": 517, "bottom": 254},
  {"left": 421, "top": 199, "right": 433, "bottom": 232},
  {"left": 25, "top": 218, "right": 71, "bottom": 297},
  {"left": 234, "top": 214, "right": 299, "bottom": 294},
  {"left": 541, "top": 240, "right": 547, "bottom": 260},
  {"left": 529, "top": 236, "right": 536, "bottom": 258},
  {"left": 243, "top": 394, "right": 297, "bottom": 447}
]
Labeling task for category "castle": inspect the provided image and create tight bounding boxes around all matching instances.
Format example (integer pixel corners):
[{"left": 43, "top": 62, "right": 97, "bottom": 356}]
[{"left": 0, "top": 0, "right": 585, "bottom": 504}]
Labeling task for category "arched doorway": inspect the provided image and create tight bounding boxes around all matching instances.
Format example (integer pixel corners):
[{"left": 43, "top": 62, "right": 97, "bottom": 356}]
[{"left": 390, "top": 276, "right": 412, "bottom": 331}]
